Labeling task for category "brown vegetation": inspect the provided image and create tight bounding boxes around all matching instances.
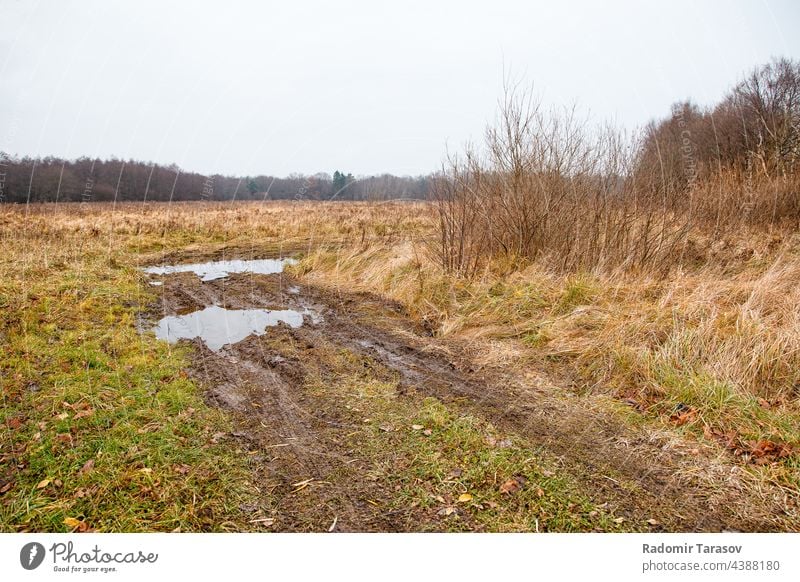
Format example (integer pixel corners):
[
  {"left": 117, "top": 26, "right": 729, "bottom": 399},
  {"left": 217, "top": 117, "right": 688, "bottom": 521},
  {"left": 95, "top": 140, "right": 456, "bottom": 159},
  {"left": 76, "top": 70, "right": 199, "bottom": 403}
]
[{"left": 433, "top": 59, "right": 800, "bottom": 277}]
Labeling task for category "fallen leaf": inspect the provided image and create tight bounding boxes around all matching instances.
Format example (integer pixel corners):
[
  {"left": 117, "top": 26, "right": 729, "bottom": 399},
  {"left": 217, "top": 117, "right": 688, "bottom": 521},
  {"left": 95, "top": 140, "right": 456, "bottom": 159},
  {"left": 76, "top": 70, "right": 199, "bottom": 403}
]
[
  {"left": 73, "top": 408, "right": 94, "bottom": 420},
  {"left": 422, "top": 429, "right": 432, "bottom": 436},
  {"left": 670, "top": 406, "right": 697, "bottom": 426},
  {"left": 7, "top": 417, "right": 23, "bottom": 430},
  {"left": 499, "top": 479, "right": 521, "bottom": 494},
  {"left": 411, "top": 424, "right": 424, "bottom": 431},
  {"left": 138, "top": 467, "right": 152, "bottom": 474},
  {"left": 36, "top": 479, "right": 51, "bottom": 489},
  {"left": 457, "top": 493, "right": 473, "bottom": 503},
  {"left": 613, "top": 517, "right": 625, "bottom": 524},
  {"left": 78, "top": 459, "right": 95, "bottom": 475},
  {"left": 437, "top": 506, "right": 457, "bottom": 517},
  {"left": 0, "top": 481, "right": 13, "bottom": 494},
  {"left": 63, "top": 517, "right": 89, "bottom": 532},
  {"left": 647, "top": 518, "right": 659, "bottom": 526},
  {"left": 56, "top": 412, "right": 69, "bottom": 421}
]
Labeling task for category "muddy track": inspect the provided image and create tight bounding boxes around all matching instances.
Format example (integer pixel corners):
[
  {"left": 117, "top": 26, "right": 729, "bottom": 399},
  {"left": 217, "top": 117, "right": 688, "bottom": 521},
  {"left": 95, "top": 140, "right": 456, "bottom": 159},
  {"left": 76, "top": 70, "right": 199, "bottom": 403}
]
[{"left": 144, "top": 267, "right": 796, "bottom": 532}]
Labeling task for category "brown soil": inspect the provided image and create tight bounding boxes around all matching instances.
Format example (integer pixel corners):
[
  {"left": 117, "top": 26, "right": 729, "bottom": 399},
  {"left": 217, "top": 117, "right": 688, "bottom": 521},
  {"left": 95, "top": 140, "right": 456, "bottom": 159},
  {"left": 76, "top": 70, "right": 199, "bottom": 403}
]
[{"left": 142, "top": 261, "right": 798, "bottom": 532}]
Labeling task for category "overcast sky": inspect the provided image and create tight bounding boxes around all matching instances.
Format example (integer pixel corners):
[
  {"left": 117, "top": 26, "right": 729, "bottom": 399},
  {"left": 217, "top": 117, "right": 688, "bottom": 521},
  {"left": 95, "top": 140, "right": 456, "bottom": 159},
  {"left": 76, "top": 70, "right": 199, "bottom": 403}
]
[{"left": 1, "top": 0, "right": 799, "bottom": 177}]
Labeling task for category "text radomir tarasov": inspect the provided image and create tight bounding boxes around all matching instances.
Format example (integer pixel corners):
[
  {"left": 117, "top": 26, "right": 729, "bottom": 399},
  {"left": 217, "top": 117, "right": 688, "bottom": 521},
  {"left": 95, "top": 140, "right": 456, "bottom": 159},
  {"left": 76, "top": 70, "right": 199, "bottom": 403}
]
[{"left": 643, "top": 543, "right": 742, "bottom": 555}]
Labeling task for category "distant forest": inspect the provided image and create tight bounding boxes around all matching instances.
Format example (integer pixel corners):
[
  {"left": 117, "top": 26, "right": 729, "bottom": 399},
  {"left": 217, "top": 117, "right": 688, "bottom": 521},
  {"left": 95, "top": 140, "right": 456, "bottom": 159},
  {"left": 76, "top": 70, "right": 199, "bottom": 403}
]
[{"left": 0, "top": 156, "right": 431, "bottom": 203}]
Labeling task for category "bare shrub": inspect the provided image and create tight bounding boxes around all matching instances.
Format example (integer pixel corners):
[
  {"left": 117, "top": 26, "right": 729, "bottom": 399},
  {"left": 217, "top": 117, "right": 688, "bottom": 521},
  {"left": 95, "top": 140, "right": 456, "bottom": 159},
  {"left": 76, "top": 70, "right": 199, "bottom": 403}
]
[
  {"left": 433, "top": 84, "right": 691, "bottom": 276},
  {"left": 435, "top": 61, "right": 800, "bottom": 276}
]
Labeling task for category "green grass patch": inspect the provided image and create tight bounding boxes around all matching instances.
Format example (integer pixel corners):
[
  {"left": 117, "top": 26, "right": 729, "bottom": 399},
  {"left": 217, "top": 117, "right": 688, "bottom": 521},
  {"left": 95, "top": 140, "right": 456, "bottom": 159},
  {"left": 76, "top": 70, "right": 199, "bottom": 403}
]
[
  {"left": 0, "top": 235, "right": 256, "bottom": 532},
  {"left": 300, "top": 345, "right": 629, "bottom": 532}
]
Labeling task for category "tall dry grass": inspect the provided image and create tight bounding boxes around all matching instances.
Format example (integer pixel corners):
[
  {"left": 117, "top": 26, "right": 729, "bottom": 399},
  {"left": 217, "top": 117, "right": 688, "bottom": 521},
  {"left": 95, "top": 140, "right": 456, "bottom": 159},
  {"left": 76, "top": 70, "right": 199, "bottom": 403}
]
[
  {"left": 433, "top": 81, "right": 800, "bottom": 278},
  {"left": 298, "top": 222, "right": 800, "bottom": 482}
]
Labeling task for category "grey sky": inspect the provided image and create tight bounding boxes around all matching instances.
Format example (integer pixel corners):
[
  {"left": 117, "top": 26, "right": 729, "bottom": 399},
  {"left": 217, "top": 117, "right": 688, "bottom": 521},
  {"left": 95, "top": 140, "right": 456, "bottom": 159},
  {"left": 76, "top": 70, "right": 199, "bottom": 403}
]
[{"left": 2, "top": 0, "right": 799, "bottom": 177}]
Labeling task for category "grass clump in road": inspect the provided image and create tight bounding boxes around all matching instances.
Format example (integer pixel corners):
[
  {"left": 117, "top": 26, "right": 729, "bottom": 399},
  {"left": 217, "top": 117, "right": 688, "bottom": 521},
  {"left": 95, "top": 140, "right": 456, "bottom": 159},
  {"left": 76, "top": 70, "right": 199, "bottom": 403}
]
[
  {"left": 363, "top": 396, "right": 628, "bottom": 532},
  {"left": 301, "top": 345, "right": 628, "bottom": 532}
]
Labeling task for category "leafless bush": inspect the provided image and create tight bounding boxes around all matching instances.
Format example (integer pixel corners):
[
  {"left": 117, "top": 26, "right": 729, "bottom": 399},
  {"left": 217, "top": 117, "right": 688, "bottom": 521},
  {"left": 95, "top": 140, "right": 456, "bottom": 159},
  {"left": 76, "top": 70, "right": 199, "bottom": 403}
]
[
  {"left": 433, "top": 84, "right": 691, "bottom": 276},
  {"left": 435, "top": 61, "right": 800, "bottom": 276}
]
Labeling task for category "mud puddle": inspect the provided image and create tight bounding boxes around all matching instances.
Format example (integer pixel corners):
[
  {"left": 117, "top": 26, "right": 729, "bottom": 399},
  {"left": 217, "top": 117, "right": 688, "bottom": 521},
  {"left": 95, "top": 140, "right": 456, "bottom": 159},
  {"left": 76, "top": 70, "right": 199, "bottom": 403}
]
[
  {"left": 144, "top": 257, "right": 296, "bottom": 281},
  {"left": 153, "top": 304, "right": 321, "bottom": 351}
]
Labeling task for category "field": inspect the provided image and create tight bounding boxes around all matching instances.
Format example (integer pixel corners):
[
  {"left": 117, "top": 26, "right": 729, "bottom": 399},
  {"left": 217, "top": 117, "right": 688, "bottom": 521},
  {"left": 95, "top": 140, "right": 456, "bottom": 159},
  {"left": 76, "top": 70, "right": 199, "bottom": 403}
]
[{"left": 1, "top": 201, "right": 799, "bottom": 532}]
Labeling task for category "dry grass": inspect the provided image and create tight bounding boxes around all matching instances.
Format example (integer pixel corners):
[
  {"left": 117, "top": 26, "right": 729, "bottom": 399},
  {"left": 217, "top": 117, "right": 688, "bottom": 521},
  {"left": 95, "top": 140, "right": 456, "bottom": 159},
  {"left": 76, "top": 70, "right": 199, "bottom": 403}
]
[
  {"left": 299, "top": 218, "right": 800, "bottom": 491},
  {"left": 3, "top": 200, "right": 799, "bottom": 522},
  {"left": 14, "top": 200, "right": 428, "bottom": 247}
]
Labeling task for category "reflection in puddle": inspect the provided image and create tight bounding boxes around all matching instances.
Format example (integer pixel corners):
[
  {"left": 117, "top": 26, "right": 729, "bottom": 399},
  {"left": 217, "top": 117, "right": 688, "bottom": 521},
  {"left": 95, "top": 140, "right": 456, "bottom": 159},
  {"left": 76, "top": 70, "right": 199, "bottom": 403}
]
[
  {"left": 153, "top": 305, "right": 315, "bottom": 351},
  {"left": 143, "top": 258, "right": 296, "bottom": 282}
]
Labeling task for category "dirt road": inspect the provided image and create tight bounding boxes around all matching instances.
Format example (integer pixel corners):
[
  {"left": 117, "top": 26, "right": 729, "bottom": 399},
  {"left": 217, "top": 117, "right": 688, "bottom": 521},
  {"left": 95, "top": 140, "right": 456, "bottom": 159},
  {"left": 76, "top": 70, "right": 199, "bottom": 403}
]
[{"left": 141, "top": 257, "right": 797, "bottom": 532}]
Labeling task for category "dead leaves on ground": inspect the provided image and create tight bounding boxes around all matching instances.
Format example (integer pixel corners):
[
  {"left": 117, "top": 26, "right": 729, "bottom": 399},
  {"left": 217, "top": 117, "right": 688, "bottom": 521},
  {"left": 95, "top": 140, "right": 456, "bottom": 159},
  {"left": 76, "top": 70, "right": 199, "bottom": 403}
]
[
  {"left": 747, "top": 439, "right": 793, "bottom": 464},
  {"left": 667, "top": 402, "right": 797, "bottom": 466},
  {"left": 669, "top": 404, "right": 697, "bottom": 426},
  {"left": 701, "top": 424, "right": 794, "bottom": 464}
]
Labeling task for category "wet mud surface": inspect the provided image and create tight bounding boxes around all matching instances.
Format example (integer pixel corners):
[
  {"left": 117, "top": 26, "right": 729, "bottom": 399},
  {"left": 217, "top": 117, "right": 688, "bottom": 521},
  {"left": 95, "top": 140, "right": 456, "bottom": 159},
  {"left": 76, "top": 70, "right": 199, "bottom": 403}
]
[{"left": 140, "top": 257, "right": 796, "bottom": 532}]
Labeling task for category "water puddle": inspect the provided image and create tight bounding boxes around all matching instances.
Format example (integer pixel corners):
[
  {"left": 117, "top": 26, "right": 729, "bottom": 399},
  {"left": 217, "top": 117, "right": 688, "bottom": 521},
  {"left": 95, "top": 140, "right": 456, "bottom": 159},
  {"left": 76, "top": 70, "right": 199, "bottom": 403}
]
[
  {"left": 143, "top": 258, "right": 296, "bottom": 282},
  {"left": 153, "top": 304, "right": 316, "bottom": 351}
]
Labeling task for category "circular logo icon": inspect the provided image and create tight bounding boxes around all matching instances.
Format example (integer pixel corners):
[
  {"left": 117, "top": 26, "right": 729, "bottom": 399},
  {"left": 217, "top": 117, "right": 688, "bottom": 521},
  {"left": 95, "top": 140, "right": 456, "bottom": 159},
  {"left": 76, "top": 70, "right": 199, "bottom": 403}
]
[{"left": 20, "top": 542, "right": 46, "bottom": 570}]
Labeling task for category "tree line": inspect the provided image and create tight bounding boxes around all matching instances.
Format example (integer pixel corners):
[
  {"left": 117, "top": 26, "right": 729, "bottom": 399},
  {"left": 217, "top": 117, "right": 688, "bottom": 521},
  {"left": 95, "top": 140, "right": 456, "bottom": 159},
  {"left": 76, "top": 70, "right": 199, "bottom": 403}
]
[{"left": 0, "top": 156, "right": 431, "bottom": 204}]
